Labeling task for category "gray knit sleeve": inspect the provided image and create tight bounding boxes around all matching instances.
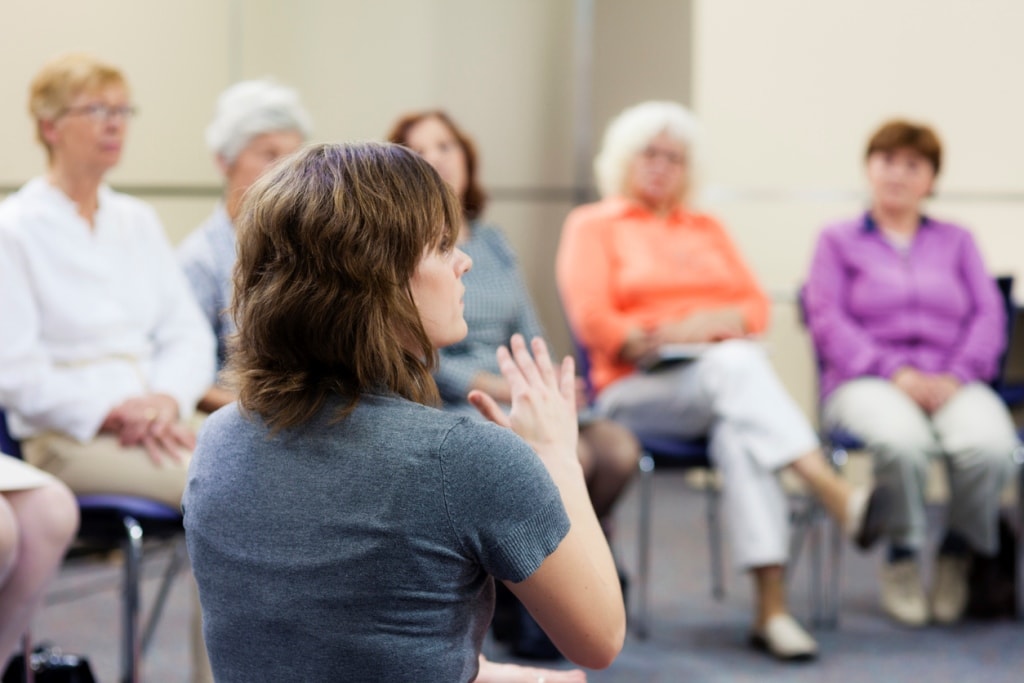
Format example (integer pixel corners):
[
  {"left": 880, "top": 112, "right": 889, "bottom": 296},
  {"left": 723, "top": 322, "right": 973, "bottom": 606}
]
[{"left": 438, "top": 419, "right": 570, "bottom": 582}]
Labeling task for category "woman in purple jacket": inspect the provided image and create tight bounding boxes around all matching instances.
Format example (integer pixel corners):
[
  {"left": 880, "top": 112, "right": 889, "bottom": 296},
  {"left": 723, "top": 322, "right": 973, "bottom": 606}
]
[{"left": 804, "top": 120, "right": 1019, "bottom": 628}]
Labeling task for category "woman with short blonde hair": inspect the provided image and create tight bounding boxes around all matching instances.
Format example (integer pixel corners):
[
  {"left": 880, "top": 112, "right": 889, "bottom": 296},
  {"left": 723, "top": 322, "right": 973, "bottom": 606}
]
[{"left": 0, "top": 52, "right": 215, "bottom": 682}]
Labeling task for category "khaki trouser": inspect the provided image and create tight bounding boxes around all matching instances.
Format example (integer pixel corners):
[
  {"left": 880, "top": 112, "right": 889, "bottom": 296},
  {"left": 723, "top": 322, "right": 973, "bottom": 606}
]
[
  {"left": 824, "top": 378, "right": 1019, "bottom": 555},
  {"left": 23, "top": 419, "right": 213, "bottom": 683}
]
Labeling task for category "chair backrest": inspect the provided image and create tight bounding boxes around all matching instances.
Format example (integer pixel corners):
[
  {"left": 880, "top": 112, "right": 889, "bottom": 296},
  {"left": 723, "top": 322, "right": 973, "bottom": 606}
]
[
  {"left": 570, "top": 334, "right": 598, "bottom": 406},
  {"left": 992, "top": 275, "right": 1023, "bottom": 405}
]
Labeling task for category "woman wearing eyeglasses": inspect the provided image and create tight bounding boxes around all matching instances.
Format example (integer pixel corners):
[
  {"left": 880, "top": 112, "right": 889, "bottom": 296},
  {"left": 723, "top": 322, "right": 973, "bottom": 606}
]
[
  {"left": 557, "top": 101, "right": 889, "bottom": 662},
  {"left": 0, "top": 53, "right": 214, "bottom": 682}
]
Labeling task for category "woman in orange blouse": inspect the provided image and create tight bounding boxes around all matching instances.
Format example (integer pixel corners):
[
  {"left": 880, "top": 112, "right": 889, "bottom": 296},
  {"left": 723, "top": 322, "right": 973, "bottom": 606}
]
[{"left": 557, "top": 101, "right": 885, "bottom": 662}]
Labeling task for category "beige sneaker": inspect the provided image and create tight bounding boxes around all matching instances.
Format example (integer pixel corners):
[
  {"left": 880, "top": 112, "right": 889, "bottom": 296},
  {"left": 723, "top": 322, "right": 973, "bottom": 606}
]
[
  {"left": 880, "top": 560, "right": 929, "bottom": 626},
  {"left": 930, "top": 554, "right": 972, "bottom": 624}
]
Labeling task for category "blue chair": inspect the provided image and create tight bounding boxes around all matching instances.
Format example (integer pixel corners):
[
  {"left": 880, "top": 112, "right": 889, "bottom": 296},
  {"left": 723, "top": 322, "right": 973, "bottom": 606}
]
[
  {"left": 0, "top": 409, "right": 185, "bottom": 683},
  {"left": 572, "top": 338, "right": 831, "bottom": 637},
  {"left": 804, "top": 275, "right": 1024, "bottom": 626}
]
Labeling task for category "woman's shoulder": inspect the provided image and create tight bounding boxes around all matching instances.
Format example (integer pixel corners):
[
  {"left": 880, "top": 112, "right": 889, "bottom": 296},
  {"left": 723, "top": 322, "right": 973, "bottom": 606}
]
[
  {"left": 809, "top": 215, "right": 875, "bottom": 253},
  {"left": 99, "top": 184, "right": 162, "bottom": 224},
  {"left": 0, "top": 178, "right": 54, "bottom": 229},
  {"left": 922, "top": 215, "right": 974, "bottom": 239},
  {"left": 564, "top": 198, "right": 627, "bottom": 226}
]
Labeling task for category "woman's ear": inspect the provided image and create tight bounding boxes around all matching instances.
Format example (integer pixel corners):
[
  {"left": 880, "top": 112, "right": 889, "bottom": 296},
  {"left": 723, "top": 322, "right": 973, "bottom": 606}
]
[
  {"left": 215, "top": 154, "right": 231, "bottom": 177},
  {"left": 38, "top": 118, "right": 60, "bottom": 148}
]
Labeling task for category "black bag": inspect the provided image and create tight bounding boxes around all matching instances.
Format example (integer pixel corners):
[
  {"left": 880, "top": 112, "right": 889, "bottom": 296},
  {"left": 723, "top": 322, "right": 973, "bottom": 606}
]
[
  {"left": 965, "top": 514, "right": 1018, "bottom": 620},
  {"left": 2, "top": 644, "right": 96, "bottom": 683}
]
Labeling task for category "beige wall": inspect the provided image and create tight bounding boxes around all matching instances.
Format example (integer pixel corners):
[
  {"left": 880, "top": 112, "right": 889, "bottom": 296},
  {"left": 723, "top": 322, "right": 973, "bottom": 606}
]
[
  {"left": 0, "top": 0, "right": 693, "bottom": 360},
  {"left": 8, "top": 1, "right": 1020, "bottom": 418},
  {"left": 693, "top": 0, "right": 1024, "bottom": 417}
]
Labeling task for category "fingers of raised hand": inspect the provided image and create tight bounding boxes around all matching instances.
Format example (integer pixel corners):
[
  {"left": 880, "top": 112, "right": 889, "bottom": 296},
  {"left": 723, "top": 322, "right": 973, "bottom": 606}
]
[
  {"left": 529, "top": 337, "right": 558, "bottom": 387},
  {"left": 509, "top": 334, "right": 543, "bottom": 387},
  {"left": 495, "top": 344, "right": 527, "bottom": 395},
  {"left": 468, "top": 390, "right": 512, "bottom": 429},
  {"left": 558, "top": 355, "right": 577, "bottom": 406}
]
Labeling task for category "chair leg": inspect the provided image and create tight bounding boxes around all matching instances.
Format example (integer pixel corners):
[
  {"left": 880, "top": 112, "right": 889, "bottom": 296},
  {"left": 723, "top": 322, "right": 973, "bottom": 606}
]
[
  {"left": 823, "top": 514, "right": 843, "bottom": 629},
  {"left": 121, "top": 516, "right": 143, "bottom": 683},
  {"left": 1017, "top": 452, "right": 1024, "bottom": 620},
  {"left": 706, "top": 485, "right": 725, "bottom": 601},
  {"left": 808, "top": 506, "right": 823, "bottom": 627},
  {"left": 635, "top": 454, "right": 654, "bottom": 640},
  {"left": 141, "top": 539, "right": 186, "bottom": 654},
  {"left": 821, "top": 444, "right": 848, "bottom": 628},
  {"left": 21, "top": 632, "right": 34, "bottom": 683}
]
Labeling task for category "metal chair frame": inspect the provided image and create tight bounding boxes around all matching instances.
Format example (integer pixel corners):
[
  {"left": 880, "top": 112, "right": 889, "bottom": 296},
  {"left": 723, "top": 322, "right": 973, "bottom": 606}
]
[{"left": 632, "top": 437, "right": 722, "bottom": 640}]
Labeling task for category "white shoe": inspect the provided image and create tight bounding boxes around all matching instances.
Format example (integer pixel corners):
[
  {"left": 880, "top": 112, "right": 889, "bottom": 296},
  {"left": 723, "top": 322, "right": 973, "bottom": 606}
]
[
  {"left": 749, "top": 614, "right": 818, "bottom": 661},
  {"left": 880, "top": 560, "right": 929, "bottom": 626},
  {"left": 930, "top": 554, "right": 971, "bottom": 624}
]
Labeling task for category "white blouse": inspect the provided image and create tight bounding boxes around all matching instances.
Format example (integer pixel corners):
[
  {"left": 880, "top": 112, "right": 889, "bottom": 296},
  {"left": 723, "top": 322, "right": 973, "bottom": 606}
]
[{"left": 0, "top": 178, "right": 215, "bottom": 442}]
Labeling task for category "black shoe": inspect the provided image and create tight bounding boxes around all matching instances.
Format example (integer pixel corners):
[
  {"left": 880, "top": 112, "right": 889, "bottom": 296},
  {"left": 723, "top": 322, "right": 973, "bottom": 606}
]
[{"left": 852, "top": 485, "right": 891, "bottom": 551}]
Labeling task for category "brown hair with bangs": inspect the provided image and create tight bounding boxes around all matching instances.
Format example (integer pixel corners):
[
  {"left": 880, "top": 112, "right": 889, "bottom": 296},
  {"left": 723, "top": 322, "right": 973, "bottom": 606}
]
[
  {"left": 386, "top": 110, "right": 488, "bottom": 220},
  {"left": 29, "top": 52, "right": 128, "bottom": 160},
  {"left": 865, "top": 119, "right": 942, "bottom": 175},
  {"left": 228, "top": 142, "right": 462, "bottom": 430}
]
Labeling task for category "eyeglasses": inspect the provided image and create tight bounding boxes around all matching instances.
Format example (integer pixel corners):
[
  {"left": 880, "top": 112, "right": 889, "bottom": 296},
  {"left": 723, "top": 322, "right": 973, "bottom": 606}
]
[
  {"left": 60, "top": 103, "right": 137, "bottom": 123},
  {"left": 639, "top": 146, "right": 686, "bottom": 167}
]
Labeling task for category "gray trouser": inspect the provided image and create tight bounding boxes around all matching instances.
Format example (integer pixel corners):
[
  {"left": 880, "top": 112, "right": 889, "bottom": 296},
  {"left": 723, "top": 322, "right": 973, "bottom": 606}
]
[{"left": 823, "top": 378, "right": 1018, "bottom": 555}]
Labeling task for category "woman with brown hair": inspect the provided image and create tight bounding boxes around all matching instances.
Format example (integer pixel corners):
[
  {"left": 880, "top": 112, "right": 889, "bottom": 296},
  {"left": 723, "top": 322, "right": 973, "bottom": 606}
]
[
  {"left": 387, "top": 110, "right": 640, "bottom": 531},
  {"left": 183, "top": 142, "right": 624, "bottom": 681},
  {"left": 805, "top": 119, "right": 1019, "bottom": 627}
]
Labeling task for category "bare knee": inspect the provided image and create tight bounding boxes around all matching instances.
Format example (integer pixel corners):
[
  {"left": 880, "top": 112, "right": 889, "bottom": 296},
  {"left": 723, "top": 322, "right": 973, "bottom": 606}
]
[
  {"left": 16, "top": 481, "right": 79, "bottom": 551},
  {"left": 702, "top": 339, "right": 765, "bottom": 372}
]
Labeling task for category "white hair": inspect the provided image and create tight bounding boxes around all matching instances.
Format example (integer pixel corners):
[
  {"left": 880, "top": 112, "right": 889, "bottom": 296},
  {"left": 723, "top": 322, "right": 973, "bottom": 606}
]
[
  {"left": 593, "top": 100, "right": 702, "bottom": 200},
  {"left": 205, "top": 79, "right": 312, "bottom": 164}
]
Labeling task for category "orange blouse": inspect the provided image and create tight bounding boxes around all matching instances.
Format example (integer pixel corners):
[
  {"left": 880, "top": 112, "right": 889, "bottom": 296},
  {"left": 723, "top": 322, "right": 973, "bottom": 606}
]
[{"left": 556, "top": 197, "right": 769, "bottom": 392}]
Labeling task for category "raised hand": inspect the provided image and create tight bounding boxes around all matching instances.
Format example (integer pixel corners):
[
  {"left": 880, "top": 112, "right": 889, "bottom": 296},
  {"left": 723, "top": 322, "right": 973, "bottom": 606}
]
[{"left": 468, "top": 334, "right": 578, "bottom": 463}]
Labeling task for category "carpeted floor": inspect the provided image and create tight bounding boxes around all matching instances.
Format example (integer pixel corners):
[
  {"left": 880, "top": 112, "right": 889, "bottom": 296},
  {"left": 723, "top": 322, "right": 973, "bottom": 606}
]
[{"left": 17, "top": 469, "right": 1024, "bottom": 682}]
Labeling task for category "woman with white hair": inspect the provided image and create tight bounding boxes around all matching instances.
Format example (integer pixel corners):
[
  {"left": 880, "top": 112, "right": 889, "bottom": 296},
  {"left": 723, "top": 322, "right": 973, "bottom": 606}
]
[
  {"left": 556, "top": 101, "right": 889, "bottom": 661},
  {"left": 178, "top": 79, "right": 311, "bottom": 411}
]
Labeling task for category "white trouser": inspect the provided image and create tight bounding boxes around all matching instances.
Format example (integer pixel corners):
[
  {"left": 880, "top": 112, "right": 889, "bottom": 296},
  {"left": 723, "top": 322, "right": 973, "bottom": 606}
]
[
  {"left": 596, "top": 340, "right": 819, "bottom": 569},
  {"left": 823, "top": 378, "right": 1018, "bottom": 555}
]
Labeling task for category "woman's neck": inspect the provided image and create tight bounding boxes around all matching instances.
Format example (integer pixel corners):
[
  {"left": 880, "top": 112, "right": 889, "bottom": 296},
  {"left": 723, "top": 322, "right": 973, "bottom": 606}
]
[
  {"left": 632, "top": 194, "right": 679, "bottom": 218},
  {"left": 225, "top": 185, "right": 246, "bottom": 223},
  {"left": 47, "top": 162, "right": 103, "bottom": 227},
  {"left": 870, "top": 204, "right": 919, "bottom": 235}
]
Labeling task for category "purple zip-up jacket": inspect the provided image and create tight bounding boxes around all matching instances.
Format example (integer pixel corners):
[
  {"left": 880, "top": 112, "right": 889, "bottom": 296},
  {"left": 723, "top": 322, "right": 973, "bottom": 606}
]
[{"left": 805, "top": 213, "right": 1005, "bottom": 400}]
